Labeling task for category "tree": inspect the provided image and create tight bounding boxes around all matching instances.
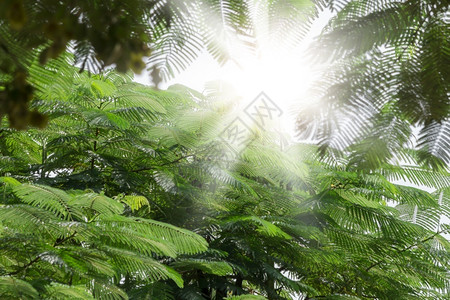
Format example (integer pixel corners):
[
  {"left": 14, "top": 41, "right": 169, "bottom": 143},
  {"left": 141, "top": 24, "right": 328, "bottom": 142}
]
[
  {"left": 297, "top": 0, "right": 450, "bottom": 169},
  {"left": 168, "top": 138, "right": 450, "bottom": 299},
  {"left": 3, "top": 54, "right": 448, "bottom": 299},
  {"left": 0, "top": 177, "right": 208, "bottom": 299},
  {"left": 1, "top": 0, "right": 449, "bottom": 290},
  {"left": 0, "top": 0, "right": 311, "bottom": 129}
]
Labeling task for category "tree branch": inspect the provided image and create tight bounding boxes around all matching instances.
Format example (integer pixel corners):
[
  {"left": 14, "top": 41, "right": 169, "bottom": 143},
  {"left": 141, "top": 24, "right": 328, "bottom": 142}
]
[
  {"left": 6, "top": 231, "right": 78, "bottom": 276},
  {"left": 130, "top": 154, "right": 195, "bottom": 173},
  {"left": 53, "top": 231, "right": 77, "bottom": 247},
  {"left": 6, "top": 255, "right": 41, "bottom": 276},
  {"left": 365, "top": 229, "right": 446, "bottom": 272}
]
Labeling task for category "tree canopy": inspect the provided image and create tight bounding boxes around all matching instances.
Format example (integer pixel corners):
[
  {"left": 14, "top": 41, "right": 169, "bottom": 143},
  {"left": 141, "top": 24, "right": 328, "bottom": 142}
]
[
  {"left": 0, "top": 0, "right": 310, "bottom": 129},
  {"left": 0, "top": 0, "right": 449, "bottom": 299},
  {"left": 297, "top": 0, "right": 450, "bottom": 169}
]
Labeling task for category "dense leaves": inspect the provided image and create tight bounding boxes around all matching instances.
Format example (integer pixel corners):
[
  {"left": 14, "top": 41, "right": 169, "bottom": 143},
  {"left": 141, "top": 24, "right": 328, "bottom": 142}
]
[
  {"left": 0, "top": 1, "right": 449, "bottom": 299},
  {"left": 297, "top": 0, "right": 450, "bottom": 169},
  {"left": 0, "top": 178, "right": 207, "bottom": 299},
  {"left": 0, "top": 0, "right": 310, "bottom": 129},
  {"left": 1, "top": 55, "right": 449, "bottom": 299}
]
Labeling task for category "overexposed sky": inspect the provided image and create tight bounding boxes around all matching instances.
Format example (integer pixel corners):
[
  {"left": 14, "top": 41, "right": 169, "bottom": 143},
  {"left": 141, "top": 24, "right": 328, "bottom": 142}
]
[{"left": 135, "top": 9, "right": 334, "bottom": 138}]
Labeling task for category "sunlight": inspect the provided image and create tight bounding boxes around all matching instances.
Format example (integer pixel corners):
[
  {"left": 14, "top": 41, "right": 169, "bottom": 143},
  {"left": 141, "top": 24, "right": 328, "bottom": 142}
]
[
  {"left": 221, "top": 43, "right": 315, "bottom": 106},
  {"left": 216, "top": 36, "right": 318, "bottom": 138},
  {"left": 160, "top": 3, "right": 331, "bottom": 138},
  {"left": 200, "top": 2, "right": 325, "bottom": 138}
]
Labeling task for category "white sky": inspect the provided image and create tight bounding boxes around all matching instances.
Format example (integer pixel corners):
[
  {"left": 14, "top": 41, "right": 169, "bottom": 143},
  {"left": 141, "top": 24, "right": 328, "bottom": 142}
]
[{"left": 135, "top": 10, "right": 334, "bottom": 138}]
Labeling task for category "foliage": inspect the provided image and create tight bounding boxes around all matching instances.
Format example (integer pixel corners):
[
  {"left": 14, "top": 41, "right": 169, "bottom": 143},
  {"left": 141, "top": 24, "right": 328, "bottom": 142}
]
[
  {"left": 1, "top": 55, "right": 449, "bottom": 299},
  {"left": 297, "top": 0, "right": 450, "bottom": 169},
  {"left": 0, "top": 177, "right": 207, "bottom": 299},
  {"left": 1, "top": 0, "right": 449, "bottom": 297},
  {"left": 0, "top": 0, "right": 150, "bottom": 128},
  {"left": 170, "top": 140, "right": 450, "bottom": 299},
  {"left": 0, "top": 0, "right": 312, "bottom": 129}
]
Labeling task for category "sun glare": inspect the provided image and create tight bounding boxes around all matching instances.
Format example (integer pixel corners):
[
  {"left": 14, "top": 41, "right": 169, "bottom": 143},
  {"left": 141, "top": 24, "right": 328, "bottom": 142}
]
[
  {"left": 215, "top": 37, "right": 319, "bottom": 137},
  {"left": 157, "top": 3, "right": 330, "bottom": 138},
  {"left": 223, "top": 45, "right": 314, "bottom": 103}
]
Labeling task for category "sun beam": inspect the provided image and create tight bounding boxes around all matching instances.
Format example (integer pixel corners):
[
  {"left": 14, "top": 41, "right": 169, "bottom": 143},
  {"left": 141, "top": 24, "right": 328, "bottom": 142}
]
[
  {"left": 215, "top": 35, "right": 319, "bottom": 138},
  {"left": 159, "top": 2, "right": 329, "bottom": 138}
]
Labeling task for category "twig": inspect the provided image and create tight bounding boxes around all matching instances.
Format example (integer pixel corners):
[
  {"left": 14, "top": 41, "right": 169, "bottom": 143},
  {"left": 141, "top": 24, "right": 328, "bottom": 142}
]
[
  {"left": 6, "top": 255, "right": 41, "bottom": 276},
  {"left": 365, "top": 229, "right": 445, "bottom": 272},
  {"left": 130, "top": 154, "right": 195, "bottom": 173}
]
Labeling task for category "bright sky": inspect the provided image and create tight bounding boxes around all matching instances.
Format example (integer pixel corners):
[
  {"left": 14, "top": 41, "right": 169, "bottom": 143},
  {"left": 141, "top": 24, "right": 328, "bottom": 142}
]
[{"left": 135, "top": 10, "right": 334, "bottom": 138}]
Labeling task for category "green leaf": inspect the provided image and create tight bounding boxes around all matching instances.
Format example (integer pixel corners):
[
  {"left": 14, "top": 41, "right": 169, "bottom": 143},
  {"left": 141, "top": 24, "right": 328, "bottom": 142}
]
[
  {"left": 0, "top": 277, "right": 39, "bottom": 299},
  {"left": 70, "top": 192, "right": 123, "bottom": 216},
  {"left": 0, "top": 177, "right": 21, "bottom": 188},
  {"left": 166, "top": 266, "right": 184, "bottom": 288},
  {"left": 90, "top": 79, "right": 117, "bottom": 98},
  {"left": 13, "top": 184, "right": 79, "bottom": 220},
  {"left": 121, "top": 195, "right": 149, "bottom": 212},
  {"left": 171, "top": 259, "right": 233, "bottom": 276},
  {"left": 232, "top": 216, "right": 292, "bottom": 239},
  {"left": 44, "top": 283, "right": 95, "bottom": 300}
]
